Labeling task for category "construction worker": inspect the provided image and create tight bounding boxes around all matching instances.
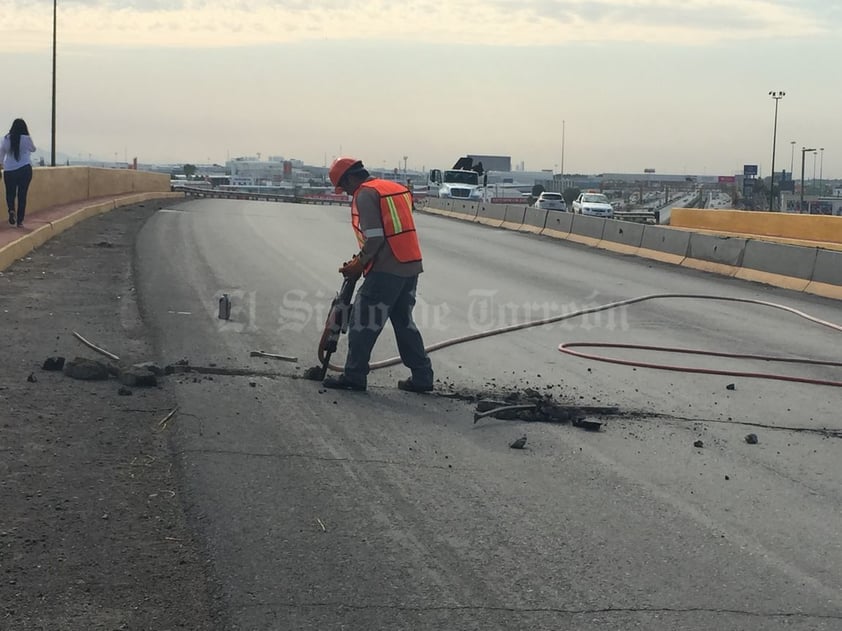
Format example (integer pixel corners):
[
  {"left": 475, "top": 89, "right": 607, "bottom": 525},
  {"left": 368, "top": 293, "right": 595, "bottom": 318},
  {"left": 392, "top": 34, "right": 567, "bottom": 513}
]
[{"left": 322, "top": 157, "right": 434, "bottom": 393}]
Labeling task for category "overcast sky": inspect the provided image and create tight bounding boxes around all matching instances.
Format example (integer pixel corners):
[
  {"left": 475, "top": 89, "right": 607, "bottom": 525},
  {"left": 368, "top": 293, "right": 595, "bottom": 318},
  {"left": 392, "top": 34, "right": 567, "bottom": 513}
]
[{"left": 1, "top": 1, "right": 839, "bottom": 178}]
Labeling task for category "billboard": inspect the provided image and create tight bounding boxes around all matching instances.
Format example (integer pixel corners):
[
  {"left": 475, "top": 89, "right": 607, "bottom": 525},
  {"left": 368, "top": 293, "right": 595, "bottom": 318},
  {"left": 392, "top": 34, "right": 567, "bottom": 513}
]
[
  {"left": 743, "top": 164, "right": 758, "bottom": 176},
  {"left": 718, "top": 176, "right": 736, "bottom": 183}
]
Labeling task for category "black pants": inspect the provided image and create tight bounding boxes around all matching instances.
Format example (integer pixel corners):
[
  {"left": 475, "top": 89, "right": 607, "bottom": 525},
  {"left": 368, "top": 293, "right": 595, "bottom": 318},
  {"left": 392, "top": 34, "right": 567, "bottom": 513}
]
[
  {"left": 344, "top": 272, "right": 434, "bottom": 387},
  {"left": 4, "top": 164, "right": 33, "bottom": 225}
]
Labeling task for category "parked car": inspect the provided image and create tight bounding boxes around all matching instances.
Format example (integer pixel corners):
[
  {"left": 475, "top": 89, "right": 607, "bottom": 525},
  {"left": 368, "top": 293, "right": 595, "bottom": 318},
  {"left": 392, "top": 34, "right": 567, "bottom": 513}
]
[
  {"left": 572, "top": 192, "right": 614, "bottom": 218},
  {"left": 533, "top": 191, "right": 567, "bottom": 212}
]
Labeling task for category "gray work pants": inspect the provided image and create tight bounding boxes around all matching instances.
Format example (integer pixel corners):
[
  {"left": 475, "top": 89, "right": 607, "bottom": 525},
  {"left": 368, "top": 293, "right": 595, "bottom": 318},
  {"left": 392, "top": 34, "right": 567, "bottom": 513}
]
[{"left": 344, "top": 272, "right": 434, "bottom": 387}]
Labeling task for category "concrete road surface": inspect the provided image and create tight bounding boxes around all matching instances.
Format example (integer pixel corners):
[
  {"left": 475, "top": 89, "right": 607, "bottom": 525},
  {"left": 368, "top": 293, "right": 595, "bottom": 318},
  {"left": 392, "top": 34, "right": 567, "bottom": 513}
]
[{"left": 135, "top": 198, "right": 842, "bottom": 630}]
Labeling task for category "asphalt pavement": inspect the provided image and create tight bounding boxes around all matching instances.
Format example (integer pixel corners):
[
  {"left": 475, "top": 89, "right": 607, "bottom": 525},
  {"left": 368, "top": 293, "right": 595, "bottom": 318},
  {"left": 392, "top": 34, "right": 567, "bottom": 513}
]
[{"left": 135, "top": 198, "right": 842, "bottom": 630}]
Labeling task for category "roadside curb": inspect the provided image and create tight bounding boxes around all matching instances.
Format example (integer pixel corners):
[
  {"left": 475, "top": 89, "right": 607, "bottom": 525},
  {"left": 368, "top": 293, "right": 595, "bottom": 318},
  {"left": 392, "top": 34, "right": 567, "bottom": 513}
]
[{"left": 0, "top": 192, "right": 181, "bottom": 272}]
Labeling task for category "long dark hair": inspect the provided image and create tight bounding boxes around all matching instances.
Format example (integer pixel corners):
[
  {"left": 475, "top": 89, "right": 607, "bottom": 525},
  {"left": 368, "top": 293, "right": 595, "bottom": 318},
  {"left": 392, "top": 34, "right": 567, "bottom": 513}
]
[{"left": 9, "top": 118, "right": 29, "bottom": 161}]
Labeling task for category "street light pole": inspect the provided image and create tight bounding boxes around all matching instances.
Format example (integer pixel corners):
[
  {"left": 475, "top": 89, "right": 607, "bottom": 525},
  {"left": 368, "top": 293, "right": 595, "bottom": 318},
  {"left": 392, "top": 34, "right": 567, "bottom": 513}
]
[
  {"left": 800, "top": 146, "right": 816, "bottom": 213},
  {"left": 51, "top": 0, "right": 57, "bottom": 167},
  {"left": 560, "top": 119, "right": 565, "bottom": 188},
  {"left": 819, "top": 148, "right": 824, "bottom": 193},
  {"left": 768, "top": 91, "right": 785, "bottom": 211},
  {"left": 790, "top": 141, "right": 795, "bottom": 175}
]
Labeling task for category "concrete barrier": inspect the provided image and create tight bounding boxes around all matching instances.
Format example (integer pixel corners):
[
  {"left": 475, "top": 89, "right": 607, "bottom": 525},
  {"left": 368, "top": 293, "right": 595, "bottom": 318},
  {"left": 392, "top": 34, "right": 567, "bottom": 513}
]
[
  {"left": 475, "top": 203, "right": 507, "bottom": 227},
  {"left": 639, "top": 224, "right": 690, "bottom": 265},
  {"left": 421, "top": 199, "right": 449, "bottom": 218},
  {"left": 451, "top": 200, "right": 479, "bottom": 221},
  {"left": 598, "top": 219, "right": 645, "bottom": 256},
  {"left": 567, "top": 214, "right": 606, "bottom": 247},
  {"left": 735, "top": 240, "right": 818, "bottom": 291},
  {"left": 520, "top": 207, "right": 548, "bottom": 234},
  {"left": 682, "top": 233, "right": 747, "bottom": 276},
  {"left": 805, "top": 249, "right": 842, "bottom": 300},
  {"left": 23, "top": 167, "right": 169, "bottom": 221},
  {"left": 501, "top": 205, "right": 527, "bottom": 231},
  {"left": 541, "top": 211, "right": 573, "bottom": 239},
  {"left": 671, "top": 208, "right": 842, "bottom": 245}
]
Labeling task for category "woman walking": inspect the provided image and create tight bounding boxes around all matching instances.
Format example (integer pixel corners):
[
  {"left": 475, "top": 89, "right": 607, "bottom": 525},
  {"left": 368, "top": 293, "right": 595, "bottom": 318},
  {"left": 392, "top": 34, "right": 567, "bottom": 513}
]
[{"left": 1, "top": 118, "right": 36, "bottom": 228}]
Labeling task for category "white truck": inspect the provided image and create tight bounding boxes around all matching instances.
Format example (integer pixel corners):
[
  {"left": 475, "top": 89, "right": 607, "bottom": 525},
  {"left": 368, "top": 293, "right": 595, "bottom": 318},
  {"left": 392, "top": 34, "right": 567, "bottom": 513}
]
[{"left": 428, "top": 157, "right": 485, "bottom": 200}]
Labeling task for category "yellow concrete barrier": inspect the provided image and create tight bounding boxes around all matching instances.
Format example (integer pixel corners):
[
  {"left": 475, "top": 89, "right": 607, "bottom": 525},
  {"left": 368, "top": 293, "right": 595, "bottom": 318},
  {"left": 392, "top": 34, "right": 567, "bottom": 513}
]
[
  {"left": 670, "top": 208, "right": 842, "bottom": 244},
  {"left": 18, "top": 166, "right": 170, "bottom": 221}
]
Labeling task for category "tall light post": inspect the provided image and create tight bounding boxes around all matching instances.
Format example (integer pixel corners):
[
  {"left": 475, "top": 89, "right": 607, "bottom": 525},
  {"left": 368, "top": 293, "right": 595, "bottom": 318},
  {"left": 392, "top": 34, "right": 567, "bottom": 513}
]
[
  {"left": 812, "top": 150, "right": 817, "bottom": 188},
  {"left": 560, "top": 119, "right": 566, "bottom": 189},
  {"left": 768, "top": 91, "right": 785, "bottom": 211},
  {"left": 51, "top": 0, "right": 57, "bottom": 167},
  {"left": 819, "top": 148, "right": 825, "bottom": 193},
  {"left": 790, "top": 141, "right": 795, "bottom": 175},
  {"left": 800, "top": 146, "right": 816, "bottom": 213}
]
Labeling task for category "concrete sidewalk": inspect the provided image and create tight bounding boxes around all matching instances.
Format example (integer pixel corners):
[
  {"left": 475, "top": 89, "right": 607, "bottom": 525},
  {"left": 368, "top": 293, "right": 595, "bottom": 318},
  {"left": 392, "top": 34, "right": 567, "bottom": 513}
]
[{"left": 0, "top": 192, "right": 182, "bottom": 272}]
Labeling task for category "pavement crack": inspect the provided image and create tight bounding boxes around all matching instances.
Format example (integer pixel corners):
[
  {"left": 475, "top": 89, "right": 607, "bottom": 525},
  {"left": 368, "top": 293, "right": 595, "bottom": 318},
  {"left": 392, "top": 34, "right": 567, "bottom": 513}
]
[
  {"left": 235, "top": 601, "right": 842, "bottom": 620},
  {"left": 627, "top": 411, "right": 842, "bottom": 438},
  {"left": 176, "top": 448, "right": 458, "bottom": 471}
]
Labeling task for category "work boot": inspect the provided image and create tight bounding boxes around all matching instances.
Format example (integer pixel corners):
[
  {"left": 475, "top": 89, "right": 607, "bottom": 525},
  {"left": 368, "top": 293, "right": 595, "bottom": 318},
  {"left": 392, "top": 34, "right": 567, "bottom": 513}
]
[
  {"left": 322, "top": 374, "right": 366, "bottom": 391},
  {"left": 397, "top": 377, "right": 434, "bottom": 393}
]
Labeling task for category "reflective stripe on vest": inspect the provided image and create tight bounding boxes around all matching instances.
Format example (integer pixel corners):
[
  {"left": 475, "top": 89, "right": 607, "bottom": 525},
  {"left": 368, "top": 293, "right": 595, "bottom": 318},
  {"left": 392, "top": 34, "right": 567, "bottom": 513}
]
[{"left": 351, "top": 180, "right": 422, "bottom": 265}]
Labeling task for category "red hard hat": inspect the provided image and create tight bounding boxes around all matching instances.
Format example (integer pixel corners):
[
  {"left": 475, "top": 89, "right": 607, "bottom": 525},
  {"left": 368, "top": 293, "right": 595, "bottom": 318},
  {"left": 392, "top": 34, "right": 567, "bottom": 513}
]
[{"left": 329, "top": 157, "right": 363, "bottom": 194}]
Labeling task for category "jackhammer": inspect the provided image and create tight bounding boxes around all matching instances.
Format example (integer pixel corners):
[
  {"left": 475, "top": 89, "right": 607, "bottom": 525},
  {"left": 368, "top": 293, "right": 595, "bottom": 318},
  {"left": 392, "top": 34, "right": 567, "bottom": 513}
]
[{"left": 302, "top": 275, "right": 358, "bottom": 381}]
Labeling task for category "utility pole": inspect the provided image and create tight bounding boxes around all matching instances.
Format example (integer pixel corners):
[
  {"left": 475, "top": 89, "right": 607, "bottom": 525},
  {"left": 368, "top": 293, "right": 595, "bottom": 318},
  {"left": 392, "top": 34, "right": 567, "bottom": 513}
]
[
  {"left": 768, "top": 91, "right": 785, "bottom": 211},
  {"left": 560, "top": 119, "right": 566, "bottom": 189},
  {"left": 819, "top": 148, "right": 825, "bottom": 193},
  {"left": 801, "top": 146, "right": 816, "bottom": 213},
  {"left": 790, "top": 141, "right": 795, "bottom": 175},
  {"left": 51, "top": 0, "right": 57, "bottom": 166}
]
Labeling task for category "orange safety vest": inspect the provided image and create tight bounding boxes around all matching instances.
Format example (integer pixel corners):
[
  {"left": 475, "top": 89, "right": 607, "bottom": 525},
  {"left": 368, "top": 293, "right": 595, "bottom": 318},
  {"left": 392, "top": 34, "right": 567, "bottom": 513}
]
[{"left": 351, "top": 180, "right": 422, "bottom": 269}]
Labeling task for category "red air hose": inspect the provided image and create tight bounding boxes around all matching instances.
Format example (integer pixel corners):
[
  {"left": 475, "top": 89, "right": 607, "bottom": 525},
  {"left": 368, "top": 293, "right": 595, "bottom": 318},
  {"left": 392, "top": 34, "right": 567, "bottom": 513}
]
[{"left": 323, "top": 293, "right": 842, "bottom": 387}]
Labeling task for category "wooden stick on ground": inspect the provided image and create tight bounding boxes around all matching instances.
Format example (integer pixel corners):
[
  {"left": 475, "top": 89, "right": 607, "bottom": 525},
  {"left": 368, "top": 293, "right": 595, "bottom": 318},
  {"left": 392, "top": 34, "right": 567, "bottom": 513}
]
[
  {"left": 72, "top": 331, "right": 120, "bottom": 361},
  {"left": 250, "top": 350, "right": 299, "bottom": 363},
  {"left": 157, "top": 407, "right": 178, "bottom": 431}
]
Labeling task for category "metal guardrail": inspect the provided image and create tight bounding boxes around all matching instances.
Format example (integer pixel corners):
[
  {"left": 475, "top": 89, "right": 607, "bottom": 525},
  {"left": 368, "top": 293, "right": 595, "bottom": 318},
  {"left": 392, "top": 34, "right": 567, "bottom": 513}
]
[
  {"left": 179, "top": 186, "right": 429, "bottom": 208},
  {"left": 179, "top": 186, "right": 349, "bottom": 205},
  {"left": 610, "top": 210, "right": 658, "bottom": 224}
]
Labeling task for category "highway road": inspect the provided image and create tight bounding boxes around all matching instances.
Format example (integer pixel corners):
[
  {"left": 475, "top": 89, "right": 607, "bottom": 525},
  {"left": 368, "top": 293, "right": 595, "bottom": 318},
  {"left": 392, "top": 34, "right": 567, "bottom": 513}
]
[{"left": 135, "top": 198, "right": 842, "bottom": 630}]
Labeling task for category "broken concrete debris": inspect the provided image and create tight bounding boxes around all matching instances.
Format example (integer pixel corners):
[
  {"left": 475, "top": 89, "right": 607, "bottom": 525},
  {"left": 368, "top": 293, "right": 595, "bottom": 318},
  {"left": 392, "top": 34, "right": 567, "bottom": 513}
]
[
  {"left": 132, "top": 361, "right": 164, "bottom": 377},
  {"left": 471, "top": 389, "right": 615, "bottom": 430},
  {"left": 119, "top": 370, "right": 158, "bottom": 388},
  {"left": 63, "top": 357, "right": 111, "bottom": 381},
  {"left": 42, "top": 356, "right": 65, "bottom": 371},
  {"left": 509, "top": 435, "right": 527, "bottom": 449},
  {"left": 572, "top": 418, "right": 603, "bottom": 432}
]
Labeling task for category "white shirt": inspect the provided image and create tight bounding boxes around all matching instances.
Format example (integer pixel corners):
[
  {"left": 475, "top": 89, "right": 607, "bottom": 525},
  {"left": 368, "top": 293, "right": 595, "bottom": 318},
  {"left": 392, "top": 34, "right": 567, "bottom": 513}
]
[{"left": 0, "top": 134, "right": 37, "bottom": 171}]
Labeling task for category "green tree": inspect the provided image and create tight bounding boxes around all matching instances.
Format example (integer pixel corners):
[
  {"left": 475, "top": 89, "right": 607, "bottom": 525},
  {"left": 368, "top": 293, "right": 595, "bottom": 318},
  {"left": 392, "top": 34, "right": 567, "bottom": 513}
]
[
  {"left": 183, "top": 164, "right": 197, "bottom": 179},
  {"left": 563, "top": 187, "right": 581, "bottom": 207}
]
